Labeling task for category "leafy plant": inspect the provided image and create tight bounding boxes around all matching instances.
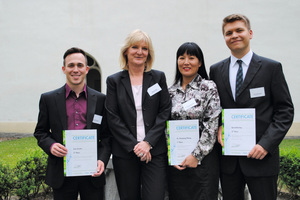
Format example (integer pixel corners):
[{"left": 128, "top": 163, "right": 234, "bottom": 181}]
[
  {"left": 279, "top": 147, "right": 300, "bottom": 197},
  {"left": 14, "top": 150, "right": 49, "bottom": 199},
  {"left": 0, "top": 163, "right": 15, "bottom": 200}
]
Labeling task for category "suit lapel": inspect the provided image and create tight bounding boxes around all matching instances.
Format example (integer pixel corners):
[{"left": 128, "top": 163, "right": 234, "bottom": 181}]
[
  {"left": 55, "top": 86, "right": 67, "bottom": 130},
  {"left": 86, "top": 87, "right": 97, "bottom": 129},
  {"left": 221, "top": 58, "right": 234, "bottom": 100},
  {"left": 121, "top": 70, "right": 135, "bottom": 105},
  {"left": 237, "top": 53, "right": 261, "bottom": 97},
  {"left": 142, "top": 71, "right": 153, "bottom": 103}
]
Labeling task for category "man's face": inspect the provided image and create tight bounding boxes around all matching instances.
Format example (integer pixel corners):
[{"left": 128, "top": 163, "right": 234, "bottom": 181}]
[
  {"left": 62, "top": 53, "right": 89, "bottom": 88},
  {"left": 223, "top": 20, "right": 253, "bottom": 57}
]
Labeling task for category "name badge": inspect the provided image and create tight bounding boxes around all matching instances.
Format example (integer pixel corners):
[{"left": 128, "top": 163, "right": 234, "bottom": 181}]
[
  {"left": 250, "top": 87, "right": 265, "bottom": 98},
  {"left": 182, "top": 99, "right": 197, "bottom": 110},
  {"left": 93, "top": 114, "right": 102, "bottom": 125},
  {"left": 147, "top": 83, "right": 162, "bottom": 96}
]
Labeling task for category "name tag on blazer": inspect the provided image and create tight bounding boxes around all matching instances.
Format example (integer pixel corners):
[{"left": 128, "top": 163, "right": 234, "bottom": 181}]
[
  {"left": 250, "top": 87, "right": 265, "bottom": 98},
  {"left": 92, "top": 114, "right": 102, "bottom": 125},
  {"left": 147, "top": 83, "right": 162, "bottom": 96}
]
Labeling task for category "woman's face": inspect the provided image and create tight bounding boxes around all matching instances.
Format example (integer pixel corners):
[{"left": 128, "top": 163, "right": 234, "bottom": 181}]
[
  {"left": 177, "top": 52, "right": 201, "bottom": 80},
  {"left": 126, "top": 40, "right": 149, "bottom": 67}
]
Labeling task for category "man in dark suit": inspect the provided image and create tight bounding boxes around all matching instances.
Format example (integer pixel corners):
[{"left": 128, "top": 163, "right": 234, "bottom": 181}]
[
  {"left": 34, "top": 47, "right": 111, "bottom": 200},
  {"left": 209, "top": 14, "right": 294, "bottom": 200}
]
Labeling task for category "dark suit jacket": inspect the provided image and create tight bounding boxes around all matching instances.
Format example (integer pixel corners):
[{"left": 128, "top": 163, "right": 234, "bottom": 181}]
[
  {"left": 210, "top": 53, "right": 294, "bottom": 177},
  {"left": 34, "top": 85, "right": 111, "bottom": 189},
  {"left": 105, "top": 69, "right": 171, "bottom": 158}
]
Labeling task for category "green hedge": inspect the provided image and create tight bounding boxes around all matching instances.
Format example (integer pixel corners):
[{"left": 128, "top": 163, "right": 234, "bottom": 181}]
[
  {"left": 0, "top": 144, "right": 299, "bottom": 199},
  {"left": 279, "top": 147, "right": 300, "bottom": 197},
  {"left": 0, "top": 150, "right": 50, "bottom": 200},
  {"left": 0, "top": 163, "right": 15, "bottom": 200}
]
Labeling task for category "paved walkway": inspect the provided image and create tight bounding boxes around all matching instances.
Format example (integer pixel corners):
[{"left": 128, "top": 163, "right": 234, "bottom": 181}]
[{"left": 0, "top": 132, "right": 32, "bottom": 138}]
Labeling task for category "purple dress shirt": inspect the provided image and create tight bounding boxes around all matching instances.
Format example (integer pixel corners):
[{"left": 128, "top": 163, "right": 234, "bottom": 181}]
[{"left": 65, "top": 84, "right": 87, "bottom": 130}]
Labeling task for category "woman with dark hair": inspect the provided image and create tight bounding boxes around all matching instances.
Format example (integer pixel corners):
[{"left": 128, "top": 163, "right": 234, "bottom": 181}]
[{"left": 168, "top": 42, "right": 221, "bottom": 200}]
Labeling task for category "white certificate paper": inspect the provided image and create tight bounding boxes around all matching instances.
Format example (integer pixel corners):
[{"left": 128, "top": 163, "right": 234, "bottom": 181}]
[
  {"left": 222, "top": 109, "right": 256, "bottom": 156},
  {"left": 63, "top": 129, "right": 97, "bottom": 176},
  {"left": 167, "top": 120, "right": 199, "bottom": 165}
]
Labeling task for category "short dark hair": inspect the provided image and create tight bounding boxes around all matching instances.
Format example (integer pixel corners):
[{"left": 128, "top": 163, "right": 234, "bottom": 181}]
[
  {"left": 174, "top": 42, "right": 208, "bottom": 84},
  {"left": 222, "top": 14, "right": 251, "bottom": 35},
  {"left": 63, "top": 47, "right": 87, "bottom": 66}
]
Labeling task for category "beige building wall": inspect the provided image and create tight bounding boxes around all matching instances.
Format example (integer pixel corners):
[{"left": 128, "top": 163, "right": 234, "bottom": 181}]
[{"left": 0, "top": 0, "right": 299, "bottom": 137}]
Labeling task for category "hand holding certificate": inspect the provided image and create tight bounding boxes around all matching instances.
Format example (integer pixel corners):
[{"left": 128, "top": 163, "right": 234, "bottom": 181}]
[
  {"left": 63, "top": 129, "right": 98, "bottom": 177},
  {"left": 222, "top": 109, "right": 256, "bottom": 156},
  {"left": 167, "top": 120, "right": 199, "bottom": 165}
]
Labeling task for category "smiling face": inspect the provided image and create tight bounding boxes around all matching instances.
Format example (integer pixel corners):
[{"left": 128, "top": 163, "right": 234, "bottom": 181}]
[
  {"left": 177, "top": 52, "right": 201, "bottom": 82},
  {"left": 62, "top": 53, "right": 89, "bottom": 90},
  {"left": 223, "top": 20, "right": 253, "bottom": 58},
  {"left": 125, "top": 40, "right": 149, "bottom": 68}
]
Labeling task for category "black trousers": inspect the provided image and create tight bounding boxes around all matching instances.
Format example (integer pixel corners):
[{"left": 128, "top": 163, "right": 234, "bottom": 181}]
[
  {"left": 53, "top": 176, "right": 104, "bottom": 200},
  {"left": 113, "top": 153, "right": 168, "bottom": 200},
  {"left": 168, "top": 143, "right": 219, "bottom": 200},
  {"left": 220, "top": 162, "right": 278, "bottom": 200}
]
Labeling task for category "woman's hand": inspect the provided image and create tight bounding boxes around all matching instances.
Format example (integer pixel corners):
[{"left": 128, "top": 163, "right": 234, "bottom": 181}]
[
  {"left": 217, "top": 126, "right": 224, "bottom": 147},
  {"left": 174, "top": 165, "right": 186, "bottom": 170},
  {"left": 134, "top": 141, "right": 151, "bottom": 160},
  {"left": 140, "top": 152, "right": 152, "bottom": 163},
  {"left": 180, "top": 154, "right": 198, "bottom": 168}
]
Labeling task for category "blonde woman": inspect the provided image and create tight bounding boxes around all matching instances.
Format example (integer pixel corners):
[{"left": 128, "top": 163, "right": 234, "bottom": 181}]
[{"left": 105, "top": 29, "right": 171, "bottom": 200}]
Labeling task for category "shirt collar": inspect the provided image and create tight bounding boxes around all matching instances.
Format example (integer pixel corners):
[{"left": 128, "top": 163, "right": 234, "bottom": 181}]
[
  {"left": 65, "top": 84, "right": 87, "bottom": 99},
  {"left": 170, "top": 74, "right": 202, "bottom": 92},
  {"left": 189, "top": 74, "right": 202, "bottom": 89},
  {"left": 230, "top": 50, "right": 253, "bottom": 67}
]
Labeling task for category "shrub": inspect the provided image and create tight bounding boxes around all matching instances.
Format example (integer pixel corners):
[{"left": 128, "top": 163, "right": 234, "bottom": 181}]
[
  {"left": 0, "top": 163, "right": 15, "bottom": 200},
  {"left": 14, "top": 150, "right": 49, "bottom": 199},
  {"left": 279, "top": 148, "right": 300, "bottom": 197}
]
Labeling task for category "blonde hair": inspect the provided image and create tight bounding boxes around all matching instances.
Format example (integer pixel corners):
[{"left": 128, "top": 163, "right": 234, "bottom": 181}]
[{"left": 119, "top": 29, "right": 154, "bottom": 72}]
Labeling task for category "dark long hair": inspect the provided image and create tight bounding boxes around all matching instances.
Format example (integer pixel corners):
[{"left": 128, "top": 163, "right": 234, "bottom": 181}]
[{"left": 174, "top": 42, "right": 208, "bottom": 84}]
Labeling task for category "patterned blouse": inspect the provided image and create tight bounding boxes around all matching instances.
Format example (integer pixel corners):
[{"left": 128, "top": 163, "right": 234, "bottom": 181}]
[{"left": 169, "top": 74, "right": 221, "bottom": 162}]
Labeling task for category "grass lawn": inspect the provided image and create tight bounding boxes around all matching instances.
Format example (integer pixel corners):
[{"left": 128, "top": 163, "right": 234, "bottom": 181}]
[
  {"left": 0, "top": 136, "right": 42, "bottom": 167},
  {"left": 279, "top": 138, "right": 300, "bottom": 156},
  {"left": 280, "top": 138, "right": 300, "bottom": 149},
  {"left": 0, "top": 136, "right": 299, "bottom": 168}
]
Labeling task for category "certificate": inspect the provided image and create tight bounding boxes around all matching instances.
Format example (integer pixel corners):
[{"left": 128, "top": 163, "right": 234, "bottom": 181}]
[
  {"left": 167, "top": 120, "right": 199, "bottom": 165},
  {"left": 222, "top": 109, "right": 256, "bottom": 156},
  {"left": 63, "top": 129, "right": 97, "bottom": 176}
]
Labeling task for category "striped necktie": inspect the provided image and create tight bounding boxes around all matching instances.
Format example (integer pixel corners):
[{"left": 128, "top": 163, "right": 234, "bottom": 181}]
[{"left": 236, "top": 60, "right": 243, "bottom": 98}]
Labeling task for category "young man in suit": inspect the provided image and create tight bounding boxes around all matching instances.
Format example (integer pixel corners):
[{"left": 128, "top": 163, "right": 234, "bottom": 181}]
[
  {"left": 209, "top": 14, "right": 294, "bottom": 200},
  {"left": 34, "top": 47, "right": 111, "bottom": 200}
]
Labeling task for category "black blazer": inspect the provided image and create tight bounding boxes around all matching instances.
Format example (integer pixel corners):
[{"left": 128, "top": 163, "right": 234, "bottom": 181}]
[
  {"left": 34, "top": 85, "right": 111, "bottom": 189},
  {"left": 105, "top": 69, "right": 171, "bottom": 158},
  {"left": 210, "top": 53, "right": 294, "bottom": 176}
]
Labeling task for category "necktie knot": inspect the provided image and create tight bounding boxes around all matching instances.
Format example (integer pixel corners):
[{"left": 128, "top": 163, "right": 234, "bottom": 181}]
[{"left": 235, "top": 60, "right": 243, "bottom": 98}]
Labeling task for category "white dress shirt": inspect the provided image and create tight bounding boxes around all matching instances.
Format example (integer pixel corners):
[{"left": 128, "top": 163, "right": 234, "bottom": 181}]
[{"left": 229, "top": 50, "right": 253, "bottom": 100}]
